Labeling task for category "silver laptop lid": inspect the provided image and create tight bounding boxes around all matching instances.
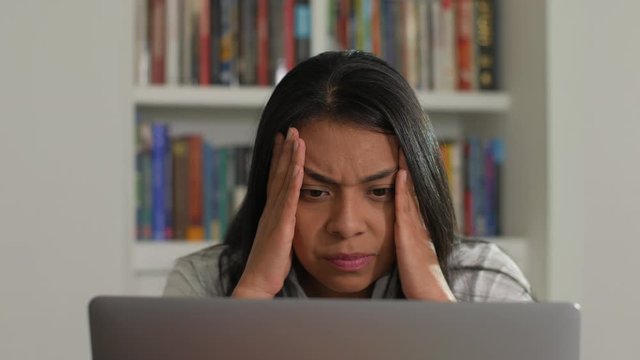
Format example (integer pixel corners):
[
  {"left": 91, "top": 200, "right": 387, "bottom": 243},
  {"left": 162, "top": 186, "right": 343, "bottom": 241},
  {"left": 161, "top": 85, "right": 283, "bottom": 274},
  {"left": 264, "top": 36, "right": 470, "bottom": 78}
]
[{"left": 89, "top": 296, "right": 580, "bottom": 360}]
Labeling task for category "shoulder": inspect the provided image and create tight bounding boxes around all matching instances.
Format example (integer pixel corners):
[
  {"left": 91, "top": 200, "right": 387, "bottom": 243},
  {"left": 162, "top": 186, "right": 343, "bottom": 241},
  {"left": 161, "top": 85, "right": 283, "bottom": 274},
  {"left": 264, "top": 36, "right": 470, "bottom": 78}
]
[
  {"left": 449, "top": 237, "right": 534, "bottom": 302},
  {"left": 163, "top": 244, "right": 228, "bottom": 297}
]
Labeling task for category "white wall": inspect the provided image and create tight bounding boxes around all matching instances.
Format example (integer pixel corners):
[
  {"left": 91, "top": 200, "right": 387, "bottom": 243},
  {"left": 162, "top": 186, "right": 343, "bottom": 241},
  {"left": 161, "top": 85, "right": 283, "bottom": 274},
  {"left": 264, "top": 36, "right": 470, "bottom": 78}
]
[
  {"left": 548, "top": 1, "right": 640, "bottom": 359},
  {"left": 0, "top": 1, "right": 130, "bottom": 359}
]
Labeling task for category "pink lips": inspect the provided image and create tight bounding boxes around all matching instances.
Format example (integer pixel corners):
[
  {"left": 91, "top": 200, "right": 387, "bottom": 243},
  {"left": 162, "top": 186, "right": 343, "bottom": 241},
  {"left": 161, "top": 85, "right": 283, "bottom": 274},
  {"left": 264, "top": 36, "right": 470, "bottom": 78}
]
[{"left": 325, "top": 254, "right": 374, "bottom": 272}]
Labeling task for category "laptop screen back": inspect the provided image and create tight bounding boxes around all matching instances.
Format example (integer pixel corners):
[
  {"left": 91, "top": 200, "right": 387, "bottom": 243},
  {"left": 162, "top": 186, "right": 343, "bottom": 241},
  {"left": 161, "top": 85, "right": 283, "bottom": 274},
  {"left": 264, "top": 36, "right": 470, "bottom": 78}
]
[{"left": 89, "top": 296, "right": 580, "bottom": 360}]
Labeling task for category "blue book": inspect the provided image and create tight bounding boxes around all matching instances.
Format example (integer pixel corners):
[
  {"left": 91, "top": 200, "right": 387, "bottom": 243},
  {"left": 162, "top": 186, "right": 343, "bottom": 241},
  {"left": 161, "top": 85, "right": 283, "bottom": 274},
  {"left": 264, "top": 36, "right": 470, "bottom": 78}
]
[
  {"left": 218, "top": 148, "right": 229, "bottom": 241},
  {"left": 492, "top": 139, "right": 505, "bottom": 236},
  {"left": 151, "top": 123, "right": 167, "bottom": 240}
]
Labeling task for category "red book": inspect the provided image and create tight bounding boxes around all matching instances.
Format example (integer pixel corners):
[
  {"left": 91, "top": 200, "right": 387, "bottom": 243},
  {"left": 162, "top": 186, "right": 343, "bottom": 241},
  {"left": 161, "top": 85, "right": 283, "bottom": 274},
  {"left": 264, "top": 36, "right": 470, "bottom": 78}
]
[
  {"left": 151, "top": 0, "right": 166, "bottom": 84},
  {"left": 187, "top": 136, "right": 204, "bottom": 241},
  {"left": 371, "top": 0, "right": 381, "bottom": 56},
  {"left": 257, "top": 0, "right": 269, "bottom": 86},
  {"left": 283, "top": 0, "right": 296, "bottom": 70},
  {"left": 456, "top": 0, "right": 474, "bottom": 90},
  {"left": 199, "top": 0, "right": 211, "bottom": 85},
  {"left": 337, "top": 0, "right": 349, "bottom": 49}
]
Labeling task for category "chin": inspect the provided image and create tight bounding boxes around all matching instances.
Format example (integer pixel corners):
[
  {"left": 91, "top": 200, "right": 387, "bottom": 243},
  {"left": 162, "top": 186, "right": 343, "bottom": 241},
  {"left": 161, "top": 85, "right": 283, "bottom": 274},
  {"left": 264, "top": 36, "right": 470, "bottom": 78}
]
[{"left": 320, "top": 275, "right": 376, "bottom": 297}]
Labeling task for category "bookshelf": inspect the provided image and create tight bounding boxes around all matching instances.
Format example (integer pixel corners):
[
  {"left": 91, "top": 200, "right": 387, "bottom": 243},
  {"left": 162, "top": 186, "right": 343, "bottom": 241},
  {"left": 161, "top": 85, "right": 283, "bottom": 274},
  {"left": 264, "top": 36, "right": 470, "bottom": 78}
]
[{"left": 128, "top": 0, "right": 546, "bottom": 298}]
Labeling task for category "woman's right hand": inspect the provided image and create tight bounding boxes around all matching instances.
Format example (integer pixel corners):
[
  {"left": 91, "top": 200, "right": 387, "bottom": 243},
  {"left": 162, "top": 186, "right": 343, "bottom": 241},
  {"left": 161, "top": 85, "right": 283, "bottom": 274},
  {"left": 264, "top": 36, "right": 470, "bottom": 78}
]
[{"left": 232, "top": 127, "right": 305, "bottom": 299}]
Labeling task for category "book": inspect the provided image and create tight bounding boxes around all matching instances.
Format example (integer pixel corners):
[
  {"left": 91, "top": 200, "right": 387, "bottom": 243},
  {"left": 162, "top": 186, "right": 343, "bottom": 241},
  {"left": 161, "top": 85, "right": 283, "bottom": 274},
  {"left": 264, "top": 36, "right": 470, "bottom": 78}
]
[
  {"left": 295, "top": 0, "right": 311, "bottom": 64},
  {"left": 135, "top": 0, "right": 150, "bottom": 85},
  {"left": 239, "top": 0, "right": 257, "bottom": 84},
  {"left": 150, "top": 0, "right": 167, "bottom": 84},
  {"left": 139, "top": 122, "right": 153, "bottom": 239},
  {"left": 220, "top": 0, "right": 239, "bottom": 85},
  {"left": 172, "top": 137, "right": 189, "bottom": 239},
  {"left": 166, "top": 0, "right": 180, "bottom": 84},
  {"left": 152, "top": 123, "right": 167, "bottom": 240},
  {"left": 199, "top": 0, "right": 211, "bottom": 85},
  {"left": 475, "top": 0, "right": 498, "bottom": 90},
  {"left": 417, "top": 0, "right": 431, "bottom": 90},
  {"left": 283, "top": 0, "right": 297, "bottom": 71},
  {"left": 456, "top": 0, "right": 476, "bottom": 90},
  {"left": 434, "top": 0, "right": 457, "bottom": 91},
  {"left": 187, "top": 135, "right": 205, "bottom": 240},
  {"left": 180, "top": 0, "right": 193, "bottom": 83},
  {"left": 257, "top": 0, "right": 269, "bottom": 85},
  {"left": 203, "top": 142, "right": 214, "bottom": 240},
  {"left": 404, "top": 0, "right": 418, "bottom": 88},
  {"left": 269, "top": 0, "right": 285, "bottom": 83},
  {"left": 210, "top": 0, "right": 223, "bottom": 84}
]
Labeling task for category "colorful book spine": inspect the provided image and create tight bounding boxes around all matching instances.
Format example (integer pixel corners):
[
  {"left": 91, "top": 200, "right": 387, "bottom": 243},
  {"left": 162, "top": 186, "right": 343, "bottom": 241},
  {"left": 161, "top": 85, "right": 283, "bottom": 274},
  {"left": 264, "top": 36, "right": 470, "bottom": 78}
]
[
  {"left": 199, "top": 0, "right": 211, "bottom": 85},
  {"left": 135, "top": 0, "right": 149, "bottom": 85},
  {"left": 283, "top": 0, "right": 296, "bottom": 71},
  {"left": 139, "top": 123, "right": 153, "bottom": 239},
  {"left": 163, "top": 125, "right": 173, "bottom": 239},
  {"left": 187, "top": 136, "right": 204, "bottom": 240},
  {"left": 151, "top": 123, "right": 167, "bottom": 240},
  {"left": 294, "top": 0, "right": 311, "bottom": 65},
  {"left": 151, "top": 0, "right": 167, "bottom": 84},
  {"left": 220, "top": 0, "right": 238, "bottom": 85},
  {"left": 239, "top": 0, "right": 258, "bottom": 85},
  {"left": 166, "top": 0, "right": 180, "bottom": 85},
  {"left": 217, "top": 148, "right": 229, "bottom": 240},
  {"left": 172, "top": 137, "right": 189, "bottom": 239},
  {"left": 257, "top": 0, "right": 269, "bottom": 85},
  {"left": 203, "top": 142, "right": 214, "bottom": 240},
  {"left": 475, "top": 0, "right": 498, "bottom": 90},
  {"left": 456, "top": 0, "right": 476, "bottom": 90},
  {"left": 210, "top": 0, "right": 223, "bottom": 84}
]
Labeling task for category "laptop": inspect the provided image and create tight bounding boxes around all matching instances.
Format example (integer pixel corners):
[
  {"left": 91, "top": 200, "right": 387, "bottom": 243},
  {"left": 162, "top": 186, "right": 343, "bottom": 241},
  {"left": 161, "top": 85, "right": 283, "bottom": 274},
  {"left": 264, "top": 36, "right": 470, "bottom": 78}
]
[{"left": 89, "top": 296, "right": 580, "bottom": 360}]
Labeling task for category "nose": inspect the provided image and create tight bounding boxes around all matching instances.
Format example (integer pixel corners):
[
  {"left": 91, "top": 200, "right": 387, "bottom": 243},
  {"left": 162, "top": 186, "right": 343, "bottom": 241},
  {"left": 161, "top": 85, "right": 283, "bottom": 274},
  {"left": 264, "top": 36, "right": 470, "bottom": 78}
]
[{"left": 325, "top": 192, "right": 367, "bottom": 239}]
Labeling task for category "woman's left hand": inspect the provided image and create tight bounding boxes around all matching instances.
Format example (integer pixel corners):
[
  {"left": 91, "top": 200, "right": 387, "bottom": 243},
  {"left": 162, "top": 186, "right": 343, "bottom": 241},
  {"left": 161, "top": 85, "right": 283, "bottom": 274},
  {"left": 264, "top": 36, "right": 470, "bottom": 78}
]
[{"left": 394, "top": 150, "right": 457, "bottom": 302}]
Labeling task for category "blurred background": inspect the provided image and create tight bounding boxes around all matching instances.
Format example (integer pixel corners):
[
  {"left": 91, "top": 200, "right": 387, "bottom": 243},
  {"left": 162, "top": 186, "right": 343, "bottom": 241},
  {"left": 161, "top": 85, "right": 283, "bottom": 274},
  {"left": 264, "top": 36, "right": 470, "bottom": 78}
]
[{"left": 0, "top": 0, "right": 638, "bottom": 359}]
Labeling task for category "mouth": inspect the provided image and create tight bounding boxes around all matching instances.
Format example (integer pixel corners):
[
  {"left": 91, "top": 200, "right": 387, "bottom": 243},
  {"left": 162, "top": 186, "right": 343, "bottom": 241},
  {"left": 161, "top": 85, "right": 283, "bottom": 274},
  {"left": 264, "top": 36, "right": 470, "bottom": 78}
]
[{"left": 324, "top": 253, "right": 375, "bottom": 272}]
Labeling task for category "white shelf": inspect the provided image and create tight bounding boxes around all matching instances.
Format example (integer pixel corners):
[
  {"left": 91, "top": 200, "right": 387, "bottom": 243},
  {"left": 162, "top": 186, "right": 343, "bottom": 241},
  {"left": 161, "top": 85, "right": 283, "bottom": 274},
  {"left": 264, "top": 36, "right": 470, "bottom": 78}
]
[
  {"left": 414, "top": 91, "right": 511, "bottom": 113},
  {"left": 134, "top": 86, "right": 511, "bottom": 113},
  {"left": 134, "top": 86, "right": 273, "bottom": 108},
  {"left": 132, "top": 241, "right": 219, "bottom": 274}
]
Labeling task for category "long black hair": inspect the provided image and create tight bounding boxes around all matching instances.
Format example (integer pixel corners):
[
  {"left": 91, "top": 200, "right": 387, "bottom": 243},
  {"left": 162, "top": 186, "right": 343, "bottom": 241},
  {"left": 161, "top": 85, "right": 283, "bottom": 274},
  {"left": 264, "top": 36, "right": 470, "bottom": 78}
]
[{"left": 218, "top": 51, "right": 456, "bottom": 297}]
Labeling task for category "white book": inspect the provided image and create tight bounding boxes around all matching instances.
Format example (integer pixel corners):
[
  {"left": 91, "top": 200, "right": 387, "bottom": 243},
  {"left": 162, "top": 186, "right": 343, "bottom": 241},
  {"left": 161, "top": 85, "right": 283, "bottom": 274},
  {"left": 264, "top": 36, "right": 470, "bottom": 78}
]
[
  {"left": 418, "top": 0, "right": 431, "bottom": 90},
  {"left": 432, "top": 0, "right": 456, "bottom": 91},
  {"left": 405, "top": 0, "right": 418, "bottom": 88},
  {"left": 135, "top": 0, "right": 149, "bottom": 86},
  {"left": 166, "top": 0, "right": 180, "bottom": 85}
]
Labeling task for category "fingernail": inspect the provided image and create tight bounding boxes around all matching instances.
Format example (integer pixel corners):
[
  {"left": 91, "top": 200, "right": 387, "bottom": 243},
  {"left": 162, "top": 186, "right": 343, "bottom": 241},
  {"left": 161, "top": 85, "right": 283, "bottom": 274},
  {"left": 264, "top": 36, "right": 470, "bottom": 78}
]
[
  {"left": 286, "top": 128, "right": 292, "bottom": 140},
  {"left": 293, "top": 138, "right": 299, "bottom": 151}
]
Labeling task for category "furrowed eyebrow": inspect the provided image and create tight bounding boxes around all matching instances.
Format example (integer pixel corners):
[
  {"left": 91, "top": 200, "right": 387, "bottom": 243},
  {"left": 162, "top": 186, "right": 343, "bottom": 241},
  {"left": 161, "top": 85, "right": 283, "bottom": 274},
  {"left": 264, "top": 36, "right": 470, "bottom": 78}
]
[{"left": 303, "top": 167, "right": 398, "bottom": 185}]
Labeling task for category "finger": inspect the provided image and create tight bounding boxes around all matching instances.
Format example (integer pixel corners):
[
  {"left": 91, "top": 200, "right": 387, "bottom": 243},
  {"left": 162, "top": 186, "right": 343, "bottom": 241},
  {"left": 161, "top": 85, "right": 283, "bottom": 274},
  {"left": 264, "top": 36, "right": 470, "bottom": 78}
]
[
  {"left": 270, "top": 128, "right": 296, "bottom": 199},
  {"left": 282, "top": 140, "right": 305, "bottom": 220},
  {"left": 267, "top": 132, "right": 285, "bottom": 194},
  {"left": 395, "top": 169, "right": 426, "bottom": 231},
  {"left": 275, "top": 130, "right": 305, "bottom": 215},
  {"left": 398, "top": 149, "right": 415, "bottom": 195}
]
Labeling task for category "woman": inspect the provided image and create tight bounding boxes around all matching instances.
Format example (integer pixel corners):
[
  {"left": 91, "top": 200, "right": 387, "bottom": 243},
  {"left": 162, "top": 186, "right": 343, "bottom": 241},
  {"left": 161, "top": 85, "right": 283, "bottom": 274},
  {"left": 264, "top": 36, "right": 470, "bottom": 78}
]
[{"left": 164, "top": 51, "right": 533, "bottom": 302}]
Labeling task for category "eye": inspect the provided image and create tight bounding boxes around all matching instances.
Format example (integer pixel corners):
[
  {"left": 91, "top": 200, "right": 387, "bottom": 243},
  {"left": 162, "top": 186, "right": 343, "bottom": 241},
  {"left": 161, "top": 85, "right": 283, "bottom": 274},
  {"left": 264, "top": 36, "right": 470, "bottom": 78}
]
[
  {"left": 300, "top": 188, "right": 330, "bottom": 200},
  {"left": 368, "top": 187, "right": 395, "bottom": 201}
]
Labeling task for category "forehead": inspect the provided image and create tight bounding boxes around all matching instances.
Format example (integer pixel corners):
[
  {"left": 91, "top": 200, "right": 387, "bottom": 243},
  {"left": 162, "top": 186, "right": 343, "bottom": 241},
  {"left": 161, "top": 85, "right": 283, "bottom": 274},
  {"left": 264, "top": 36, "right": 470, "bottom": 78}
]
[{"left": 297, "top": 119, "right": 399, "bottom": 182}]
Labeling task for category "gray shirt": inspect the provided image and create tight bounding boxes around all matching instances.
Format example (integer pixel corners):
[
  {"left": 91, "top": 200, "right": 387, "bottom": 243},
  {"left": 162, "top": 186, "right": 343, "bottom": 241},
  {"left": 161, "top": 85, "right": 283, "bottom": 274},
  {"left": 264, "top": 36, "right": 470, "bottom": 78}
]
[{"left": 163, "top": 238, "right": 534, "bottom": 302}]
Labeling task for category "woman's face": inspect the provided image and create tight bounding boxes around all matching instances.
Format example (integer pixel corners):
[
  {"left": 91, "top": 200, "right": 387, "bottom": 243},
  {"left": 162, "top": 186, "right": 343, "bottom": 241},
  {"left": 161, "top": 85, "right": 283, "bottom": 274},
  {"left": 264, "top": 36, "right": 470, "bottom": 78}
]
[{"left": 293, "top": 119, "right": 398, "bottom": 298}]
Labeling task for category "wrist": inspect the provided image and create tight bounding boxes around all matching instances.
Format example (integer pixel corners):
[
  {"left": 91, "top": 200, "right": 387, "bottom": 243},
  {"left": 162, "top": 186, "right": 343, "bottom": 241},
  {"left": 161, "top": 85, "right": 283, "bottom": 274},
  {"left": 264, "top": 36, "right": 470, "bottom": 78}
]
[{"left": 232, "top": 276, "right": 279, "bottom": 299}]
